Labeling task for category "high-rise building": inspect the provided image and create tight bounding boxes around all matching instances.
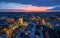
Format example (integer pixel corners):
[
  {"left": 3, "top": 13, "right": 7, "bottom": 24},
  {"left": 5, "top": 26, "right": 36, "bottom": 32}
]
[
  {"left": 18, "top": 17, "right": 23, "bottom": 25},
  {"left": 6, "top": 29, "right": 13, "bottom": 38}
]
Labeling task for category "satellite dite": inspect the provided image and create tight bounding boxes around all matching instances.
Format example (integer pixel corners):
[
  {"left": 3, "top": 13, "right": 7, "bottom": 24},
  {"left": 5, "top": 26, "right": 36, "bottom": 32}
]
[{"left": 0, "top": 0, "right": 60, "bottom": 38}]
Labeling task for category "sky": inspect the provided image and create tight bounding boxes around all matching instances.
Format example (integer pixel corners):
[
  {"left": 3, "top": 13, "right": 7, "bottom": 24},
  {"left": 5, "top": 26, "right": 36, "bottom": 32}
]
[{"left": 0, "top": 0, "right": 60, "bottom": 12}]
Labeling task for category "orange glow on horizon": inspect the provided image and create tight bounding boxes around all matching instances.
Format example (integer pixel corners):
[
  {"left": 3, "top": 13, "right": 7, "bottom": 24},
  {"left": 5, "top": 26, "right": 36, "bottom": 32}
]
[
  {"left": 25, "top": 9, "right": 47, "bottom": 12},
  {"left": 23, "top": 7, "right": 48, "bottom": 12}
]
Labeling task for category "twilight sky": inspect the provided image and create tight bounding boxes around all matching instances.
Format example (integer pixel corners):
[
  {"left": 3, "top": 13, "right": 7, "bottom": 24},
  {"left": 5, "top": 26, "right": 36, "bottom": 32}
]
[{"left": 0, "top": 0, "right": 60, "bottom": 12}]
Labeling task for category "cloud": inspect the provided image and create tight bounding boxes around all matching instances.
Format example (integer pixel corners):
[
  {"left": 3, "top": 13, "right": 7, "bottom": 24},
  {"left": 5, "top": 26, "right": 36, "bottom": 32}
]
[
  {"left": 0, "top": 2, "right": 60, "bottom": 12},
  {"left": 51, "top": 5, "right": 60, "bottom": 10},
  {"left": 0, "top": 2, "right": 54, "bottom": 9},
  {"left": 0, "top": 0, "right": 60, "bottom": 6}
]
